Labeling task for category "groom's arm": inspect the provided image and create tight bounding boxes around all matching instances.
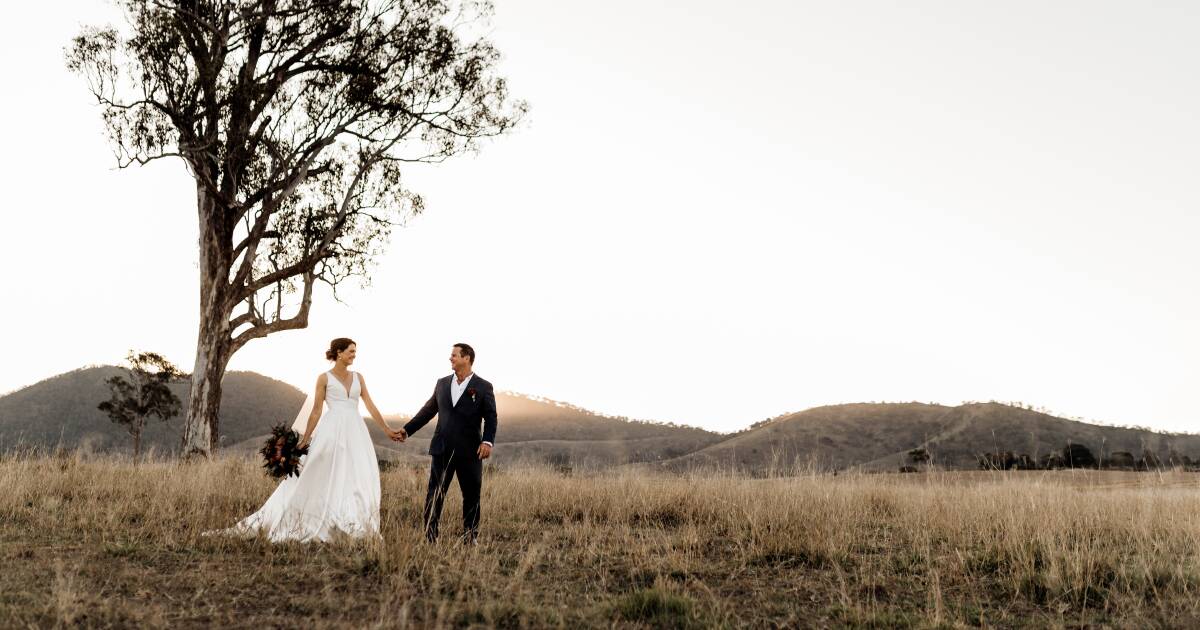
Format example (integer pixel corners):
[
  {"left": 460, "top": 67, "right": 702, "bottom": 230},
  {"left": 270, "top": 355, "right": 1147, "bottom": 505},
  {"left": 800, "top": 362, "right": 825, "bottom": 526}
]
[
  {"left": 480, "top": 382, "right": 498, "bottom": 446},
  {"left": 403, "top": 384, "right": 439, "bottom": 436}
]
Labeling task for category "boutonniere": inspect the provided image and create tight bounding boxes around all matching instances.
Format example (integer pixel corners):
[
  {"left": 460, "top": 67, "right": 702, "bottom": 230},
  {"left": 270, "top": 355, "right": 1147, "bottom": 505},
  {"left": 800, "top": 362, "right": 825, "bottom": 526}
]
[{"left": 467, "top": 387, "right": 477, "bottom": 402}]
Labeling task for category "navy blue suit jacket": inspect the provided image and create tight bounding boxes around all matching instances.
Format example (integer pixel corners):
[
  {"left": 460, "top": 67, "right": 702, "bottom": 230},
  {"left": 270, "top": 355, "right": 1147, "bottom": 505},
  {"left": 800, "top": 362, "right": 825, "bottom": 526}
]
[{"left": 403, "top": 374, "right": 498, "bottom": 456}]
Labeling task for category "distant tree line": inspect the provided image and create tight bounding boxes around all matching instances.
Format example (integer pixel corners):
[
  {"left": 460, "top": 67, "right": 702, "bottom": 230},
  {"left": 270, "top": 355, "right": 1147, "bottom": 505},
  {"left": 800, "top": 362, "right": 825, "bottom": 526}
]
[
  {"left": 895, "top": 440, "right": 1199, "bottom": 473},
  {"left": 975, "top": 442, "right": 1196, "bottom": 472}
]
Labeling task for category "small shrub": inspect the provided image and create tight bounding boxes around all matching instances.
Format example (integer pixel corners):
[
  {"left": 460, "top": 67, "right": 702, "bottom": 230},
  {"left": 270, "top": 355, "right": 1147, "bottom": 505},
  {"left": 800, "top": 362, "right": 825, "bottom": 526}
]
[{"left": 612, "top": 587, "right": 696, "bottom": 629}]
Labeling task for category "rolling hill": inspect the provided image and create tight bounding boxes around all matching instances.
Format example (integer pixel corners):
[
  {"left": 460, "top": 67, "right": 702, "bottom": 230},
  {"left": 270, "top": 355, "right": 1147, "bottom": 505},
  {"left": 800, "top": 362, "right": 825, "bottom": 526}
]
[
  {"left": 4, "top": 368, "right": 1196, "bottom": 473},
  {"left": 0, "top": 367, "right": 724, "bottom": 466},
  {"left": 0, "top": 366, "right": 305, "bottom": 454},
  {"left": 662, "top": 402, "right": 1200, "bottom": 473},
  {"left": 225, "top": 392, "right": 725, "bottom": 468}
]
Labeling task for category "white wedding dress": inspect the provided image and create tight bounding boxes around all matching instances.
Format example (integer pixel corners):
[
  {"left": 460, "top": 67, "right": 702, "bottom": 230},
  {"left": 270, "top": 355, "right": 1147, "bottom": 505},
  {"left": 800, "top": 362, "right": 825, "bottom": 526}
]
[{"left": 222, "top": 371, "right": 382, "bottom": 542}]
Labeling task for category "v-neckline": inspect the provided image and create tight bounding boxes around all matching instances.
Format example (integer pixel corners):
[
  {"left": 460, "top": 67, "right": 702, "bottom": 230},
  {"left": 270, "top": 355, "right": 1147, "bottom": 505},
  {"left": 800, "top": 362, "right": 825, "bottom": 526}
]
[{"left": 330, "top": 370, "right": 353, "bottom": 397}]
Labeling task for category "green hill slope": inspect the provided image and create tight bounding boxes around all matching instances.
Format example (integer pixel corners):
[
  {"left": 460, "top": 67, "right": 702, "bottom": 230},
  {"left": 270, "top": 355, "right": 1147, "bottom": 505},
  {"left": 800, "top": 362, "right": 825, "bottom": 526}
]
[
  {"left": 228, "top": 392, "right": 725, "bottom": 468},
  {"left": 1, "top": 368, "right": 723, "bottom": 466},
  {"left": 0, "top": 367, "right": 303, "bottom": 454},
  {"left": 664, "top": 402, "right": 1200, "bottom": 473}
]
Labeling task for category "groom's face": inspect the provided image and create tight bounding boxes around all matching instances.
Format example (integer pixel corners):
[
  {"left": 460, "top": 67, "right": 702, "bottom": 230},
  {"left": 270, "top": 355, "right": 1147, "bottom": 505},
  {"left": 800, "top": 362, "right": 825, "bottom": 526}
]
[{"left": 450, "top": 347, "right": 470, "bottom": 372}]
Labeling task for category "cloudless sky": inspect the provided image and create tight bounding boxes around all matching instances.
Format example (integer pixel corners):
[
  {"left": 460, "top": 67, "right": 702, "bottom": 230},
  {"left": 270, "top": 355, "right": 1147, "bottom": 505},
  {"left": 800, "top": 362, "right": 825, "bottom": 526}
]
[{"left": 1, "top": 1, "right": 1197, "bottom": 433}]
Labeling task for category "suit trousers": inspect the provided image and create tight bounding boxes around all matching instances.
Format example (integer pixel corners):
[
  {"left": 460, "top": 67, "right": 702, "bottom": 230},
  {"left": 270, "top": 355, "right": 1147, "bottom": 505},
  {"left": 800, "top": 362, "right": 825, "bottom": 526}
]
[{"left": 423, "top": 447, "right": 483, "bottom": 542}]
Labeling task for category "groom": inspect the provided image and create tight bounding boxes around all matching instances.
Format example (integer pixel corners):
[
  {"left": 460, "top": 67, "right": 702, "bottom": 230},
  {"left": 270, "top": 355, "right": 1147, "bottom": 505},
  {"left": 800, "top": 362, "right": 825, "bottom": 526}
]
[{"left": 394, "top": 343, "right": 498, "bottom": 543}]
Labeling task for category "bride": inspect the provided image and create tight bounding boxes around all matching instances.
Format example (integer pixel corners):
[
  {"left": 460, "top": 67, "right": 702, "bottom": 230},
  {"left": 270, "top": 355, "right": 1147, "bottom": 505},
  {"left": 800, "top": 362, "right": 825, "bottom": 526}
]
[{"left": 216, "top": 337, "right": 403, "bottom": 542}]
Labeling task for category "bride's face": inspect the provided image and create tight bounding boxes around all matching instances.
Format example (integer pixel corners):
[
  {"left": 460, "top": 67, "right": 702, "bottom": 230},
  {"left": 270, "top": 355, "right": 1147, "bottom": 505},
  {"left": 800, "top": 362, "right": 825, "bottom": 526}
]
[{"left": 340, "top": 344, "right": 357, "bottom": 365}]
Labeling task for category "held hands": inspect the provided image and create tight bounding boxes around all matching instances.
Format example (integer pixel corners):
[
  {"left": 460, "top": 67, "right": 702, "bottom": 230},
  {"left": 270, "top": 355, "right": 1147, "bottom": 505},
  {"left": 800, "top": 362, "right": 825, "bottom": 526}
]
[
  {"left": 299, "top": 434, "right": 312, "bottom": 449},
  {"left": 381, "top": 425, "right": 479, "bottom": 456}
]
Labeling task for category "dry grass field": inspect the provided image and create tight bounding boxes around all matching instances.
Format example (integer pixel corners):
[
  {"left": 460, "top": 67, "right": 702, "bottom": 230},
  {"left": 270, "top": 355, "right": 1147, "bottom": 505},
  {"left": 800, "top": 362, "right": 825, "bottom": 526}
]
[{"left": 2, "top": 453, "right": 1199, "bottom": 629}]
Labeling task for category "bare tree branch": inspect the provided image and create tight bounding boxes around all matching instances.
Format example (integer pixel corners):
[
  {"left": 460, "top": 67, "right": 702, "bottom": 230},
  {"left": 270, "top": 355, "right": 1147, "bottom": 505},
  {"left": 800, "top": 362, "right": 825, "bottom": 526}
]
[{"left": 68, "top": 0, "right": 527, "bottom": 457}]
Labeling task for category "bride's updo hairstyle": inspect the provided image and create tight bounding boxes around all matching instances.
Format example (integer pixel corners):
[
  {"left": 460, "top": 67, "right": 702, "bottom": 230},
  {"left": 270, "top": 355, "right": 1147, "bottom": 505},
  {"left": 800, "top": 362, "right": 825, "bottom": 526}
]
[{"left": 325, "top": 338, "right": 356, "bottom": 361}]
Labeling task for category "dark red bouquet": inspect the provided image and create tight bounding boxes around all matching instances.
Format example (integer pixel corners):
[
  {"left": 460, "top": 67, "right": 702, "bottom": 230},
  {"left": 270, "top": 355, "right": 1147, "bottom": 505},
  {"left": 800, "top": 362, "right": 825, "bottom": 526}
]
[{"left": 260, "top": 424, "right": 309, "bottom": 479}]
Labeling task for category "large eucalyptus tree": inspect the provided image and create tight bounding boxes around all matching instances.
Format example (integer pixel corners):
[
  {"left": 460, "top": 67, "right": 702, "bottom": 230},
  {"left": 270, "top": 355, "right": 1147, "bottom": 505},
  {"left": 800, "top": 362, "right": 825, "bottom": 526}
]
[{"left": 68, "top": 0, "right": 525, "bottom": 457}]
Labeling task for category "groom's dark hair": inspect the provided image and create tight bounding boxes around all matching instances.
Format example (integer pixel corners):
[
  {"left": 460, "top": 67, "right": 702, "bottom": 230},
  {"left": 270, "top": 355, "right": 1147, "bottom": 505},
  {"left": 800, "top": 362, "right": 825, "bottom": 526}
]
[{"left": 454, "top": 343, "right": 475, "bottom": 365}]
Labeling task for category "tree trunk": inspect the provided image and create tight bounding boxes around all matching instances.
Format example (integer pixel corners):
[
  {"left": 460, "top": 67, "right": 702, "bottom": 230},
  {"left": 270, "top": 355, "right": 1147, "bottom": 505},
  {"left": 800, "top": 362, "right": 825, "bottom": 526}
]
[
  {"left": 181, "top": 184, "right": 233, "bottom": 459},
  {"left": 183, "top": 323, "right": 232, "bottom": 458},
  {"left": 133, "top": 424, "right": 142, "bottom": 462}
]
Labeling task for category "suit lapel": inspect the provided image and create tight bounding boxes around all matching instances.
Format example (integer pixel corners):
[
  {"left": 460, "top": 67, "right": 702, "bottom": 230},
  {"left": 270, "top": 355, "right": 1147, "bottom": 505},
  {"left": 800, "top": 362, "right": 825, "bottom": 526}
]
[{"left": 439, "top": 376, "right": 453, "bottom": 410}]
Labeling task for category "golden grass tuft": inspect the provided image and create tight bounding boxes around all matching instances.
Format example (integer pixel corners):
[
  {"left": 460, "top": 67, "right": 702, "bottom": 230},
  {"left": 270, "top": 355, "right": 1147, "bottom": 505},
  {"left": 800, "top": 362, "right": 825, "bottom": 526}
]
[{"left": 1, "top": 452, "right": 1199, "bottom": 628}]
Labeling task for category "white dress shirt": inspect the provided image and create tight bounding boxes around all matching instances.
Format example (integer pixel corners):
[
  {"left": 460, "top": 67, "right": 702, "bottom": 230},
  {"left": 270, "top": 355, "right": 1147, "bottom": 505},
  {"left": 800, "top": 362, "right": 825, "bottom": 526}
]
[
  {"left": 450, "top": 373, "right": 474, "bottom": 405},
  {"left": 451, "top": 372, "right": 492, "bottom": 447}
]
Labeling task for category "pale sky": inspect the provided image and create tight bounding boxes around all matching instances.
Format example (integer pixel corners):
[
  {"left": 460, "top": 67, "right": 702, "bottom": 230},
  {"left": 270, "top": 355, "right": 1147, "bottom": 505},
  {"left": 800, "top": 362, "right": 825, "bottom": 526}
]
[{"left": 1, "top": 1, "right": 1197, "bottom": 433}]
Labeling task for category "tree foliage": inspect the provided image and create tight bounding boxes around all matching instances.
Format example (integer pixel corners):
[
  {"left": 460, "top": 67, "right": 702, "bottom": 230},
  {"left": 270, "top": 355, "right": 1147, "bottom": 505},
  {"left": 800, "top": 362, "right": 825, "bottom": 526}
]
[
  {"left": 66, "top": 0, "right": 526, "bottom": 456},
  {"left": 67, "top": 0, "right": 525, "bottom": 331},
  {"left": 1061, "top": 441, "right": 1097, "bottom": 469},
  {"left": 97, "top": 351, "right": 185, "bottom": 458}
]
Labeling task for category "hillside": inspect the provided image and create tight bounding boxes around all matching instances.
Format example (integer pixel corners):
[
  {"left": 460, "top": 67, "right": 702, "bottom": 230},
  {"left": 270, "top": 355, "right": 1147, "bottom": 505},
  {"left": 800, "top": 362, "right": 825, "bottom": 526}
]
[
  {"left": 663, "top": 403, "right": 958, "bottom": 471},
  {"left": 7, "top": 368, "right": 1196, "bottom": 473},
  {"left": 227, "top": 392, "right": 725, "bottom": 468},
  {"left": 663, "top": 402, "right": 1200, "bottom": 473},
  {"left": 0, "top": 367, "right": 304, "bottom": 454},
  {"left": 0, "top": 368, "right": 724, "bottom": 466},
  {"left": 885, "top": 402, "right": 1200, "bottom": 469}
]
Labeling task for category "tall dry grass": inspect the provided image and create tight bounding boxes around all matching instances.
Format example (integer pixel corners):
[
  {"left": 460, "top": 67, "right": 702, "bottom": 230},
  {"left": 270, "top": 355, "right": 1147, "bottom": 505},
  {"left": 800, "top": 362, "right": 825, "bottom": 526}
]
[{"left": 1, "top": 451, "right": 1199, "bottom": 628}]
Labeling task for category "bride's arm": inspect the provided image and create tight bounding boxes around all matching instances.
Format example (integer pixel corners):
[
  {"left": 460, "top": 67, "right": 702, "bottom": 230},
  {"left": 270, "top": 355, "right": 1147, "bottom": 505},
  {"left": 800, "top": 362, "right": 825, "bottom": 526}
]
[
  {"left": 299, "top": 374, "right": 327, "bottom": 448},
  {"left": 359, "top": 375, "right": 401, "bottom": 439}
]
